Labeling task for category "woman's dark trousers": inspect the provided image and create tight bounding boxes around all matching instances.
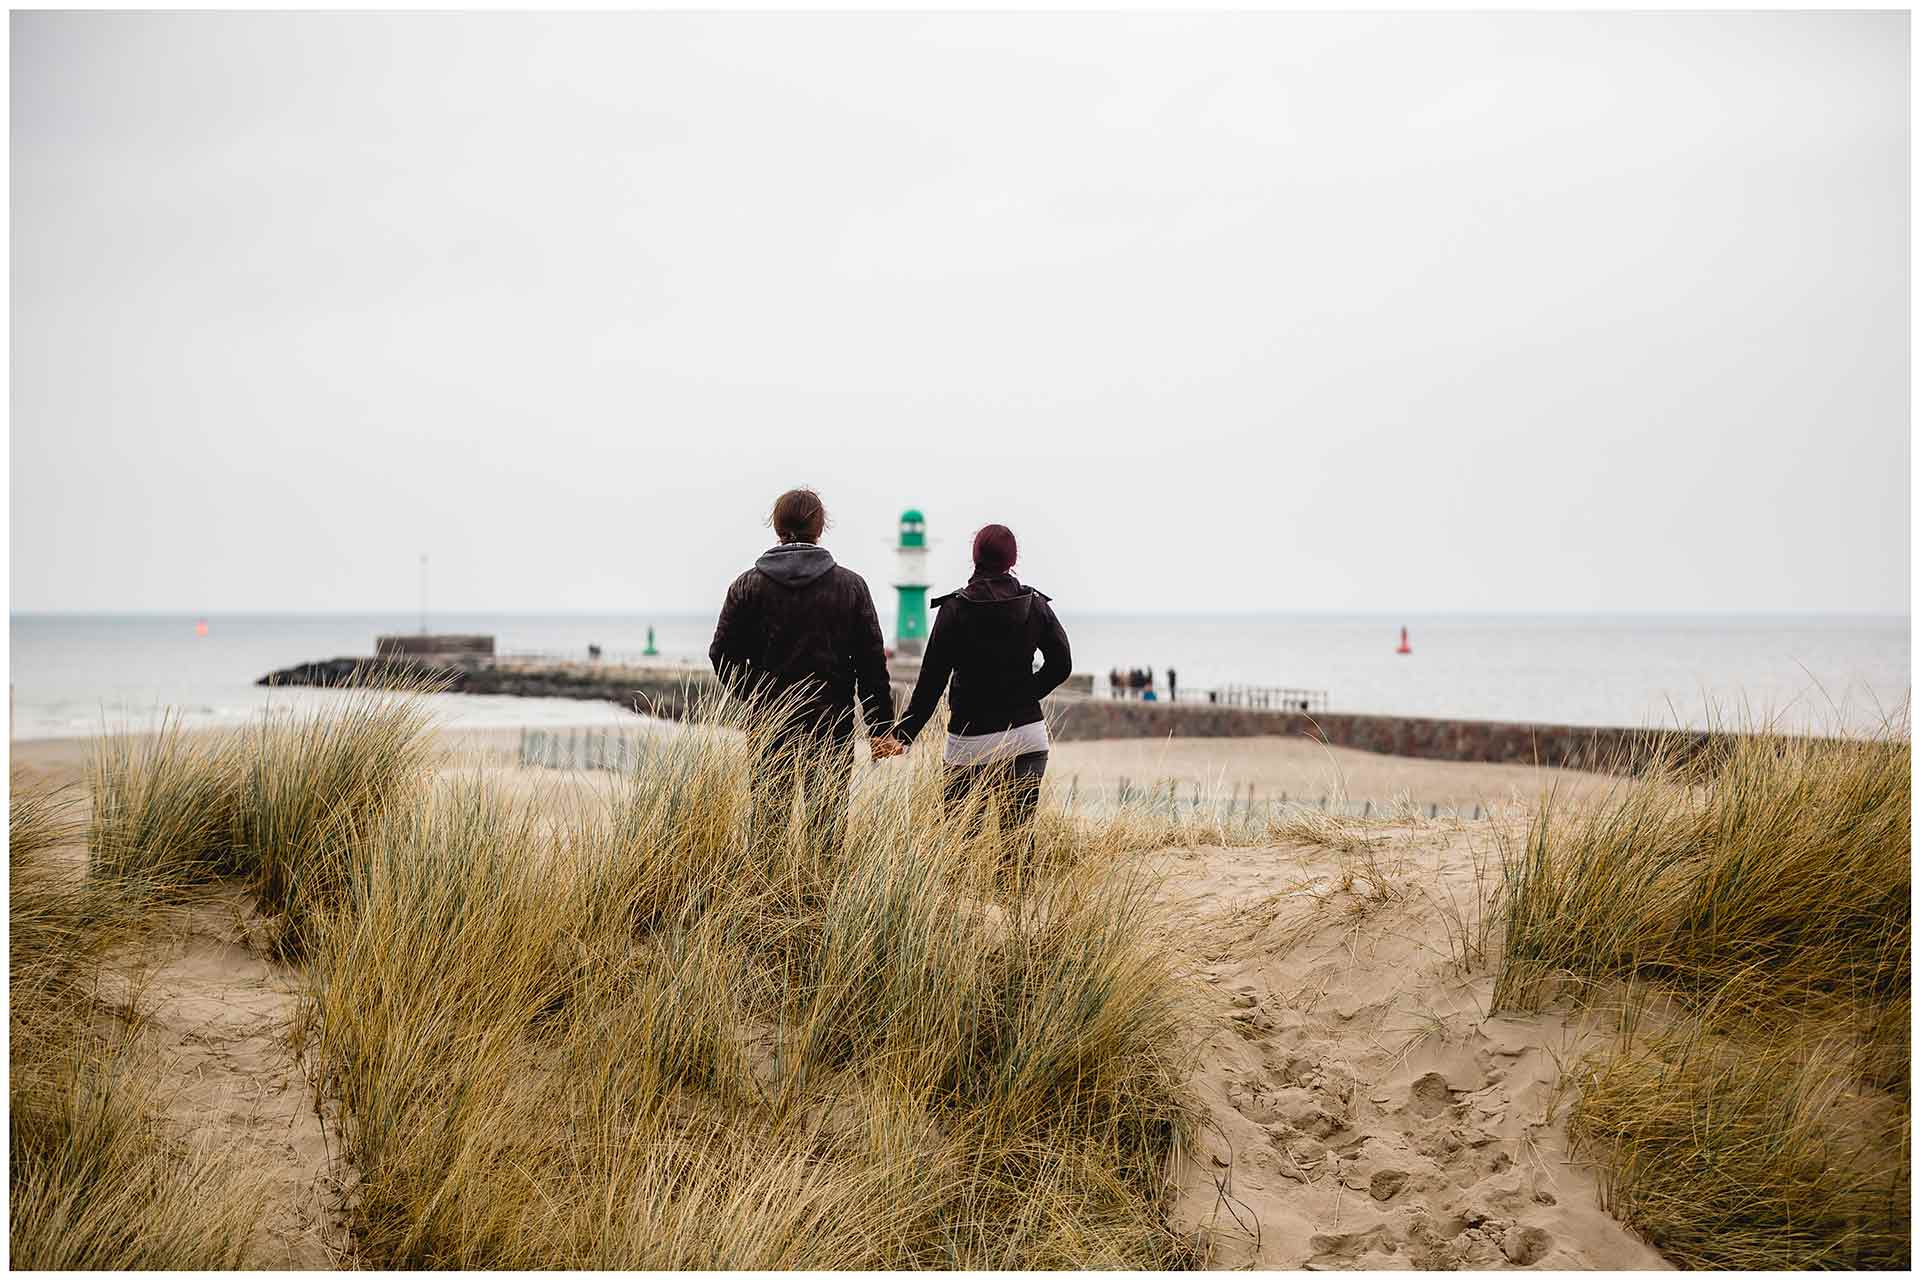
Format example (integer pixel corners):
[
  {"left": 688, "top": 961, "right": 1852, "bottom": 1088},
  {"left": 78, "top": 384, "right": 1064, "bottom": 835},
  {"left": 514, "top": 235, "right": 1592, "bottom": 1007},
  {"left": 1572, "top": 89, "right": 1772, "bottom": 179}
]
[{"left": 942, "top": 750, "right": 1049, "bottom": 837}]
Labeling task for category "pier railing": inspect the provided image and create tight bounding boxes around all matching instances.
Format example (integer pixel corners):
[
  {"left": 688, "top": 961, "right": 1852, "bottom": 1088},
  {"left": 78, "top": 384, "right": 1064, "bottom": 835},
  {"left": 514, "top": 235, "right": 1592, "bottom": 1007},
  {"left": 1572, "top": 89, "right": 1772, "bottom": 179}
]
[{"left": 1100, "top": 684, "right": 1328, "bottom": 712}]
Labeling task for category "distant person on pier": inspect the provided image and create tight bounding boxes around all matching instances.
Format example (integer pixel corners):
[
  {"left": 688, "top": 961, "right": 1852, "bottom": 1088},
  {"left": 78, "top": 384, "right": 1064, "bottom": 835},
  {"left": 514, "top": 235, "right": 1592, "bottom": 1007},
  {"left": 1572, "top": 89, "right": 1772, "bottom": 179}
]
[
  {"left": 1167, "top": 667, "right": 1177, "bottom": 702},
  {"left": 709, "top": 487, "right": 894, "bottom": 850},
  {"left": 874, "top": 523, "right": 1071, "bottom": 839}
]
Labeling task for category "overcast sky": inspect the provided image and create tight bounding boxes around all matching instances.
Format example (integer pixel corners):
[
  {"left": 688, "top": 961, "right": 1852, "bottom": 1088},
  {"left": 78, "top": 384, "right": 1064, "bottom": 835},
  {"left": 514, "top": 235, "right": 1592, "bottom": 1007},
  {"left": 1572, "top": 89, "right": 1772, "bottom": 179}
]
[{"left": 10, "top": 10, "right": 1910, "bottom": 616}]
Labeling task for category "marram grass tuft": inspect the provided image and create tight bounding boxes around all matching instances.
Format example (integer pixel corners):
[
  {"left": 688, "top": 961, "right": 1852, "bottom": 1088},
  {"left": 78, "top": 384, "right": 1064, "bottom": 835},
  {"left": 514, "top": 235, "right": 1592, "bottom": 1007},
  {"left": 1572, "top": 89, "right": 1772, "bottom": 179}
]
[{"left": 1492, "top": 708, "right": 1910, "bottom": 1268}]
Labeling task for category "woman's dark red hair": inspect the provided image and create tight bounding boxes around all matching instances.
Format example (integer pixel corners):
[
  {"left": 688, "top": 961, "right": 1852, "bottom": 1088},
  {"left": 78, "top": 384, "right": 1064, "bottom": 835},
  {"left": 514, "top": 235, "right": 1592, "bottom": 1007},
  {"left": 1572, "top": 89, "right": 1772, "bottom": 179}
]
[{"left": 972, "top": 524, "right": 1017, "bottom": 574}]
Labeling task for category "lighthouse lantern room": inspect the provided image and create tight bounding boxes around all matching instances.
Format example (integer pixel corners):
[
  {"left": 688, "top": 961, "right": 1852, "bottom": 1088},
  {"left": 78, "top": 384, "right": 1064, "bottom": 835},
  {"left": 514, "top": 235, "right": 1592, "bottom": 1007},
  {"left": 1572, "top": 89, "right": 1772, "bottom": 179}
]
[{"left": 894, "top": 508, "right": 930, "bottom": 656}]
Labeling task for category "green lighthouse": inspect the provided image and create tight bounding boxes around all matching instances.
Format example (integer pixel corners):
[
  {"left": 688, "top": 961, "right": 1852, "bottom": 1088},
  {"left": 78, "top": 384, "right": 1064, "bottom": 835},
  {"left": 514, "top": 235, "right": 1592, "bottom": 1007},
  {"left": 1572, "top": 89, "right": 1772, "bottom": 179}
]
[{"left": 894, "top": 508, "right": 930, "bottom": 656}]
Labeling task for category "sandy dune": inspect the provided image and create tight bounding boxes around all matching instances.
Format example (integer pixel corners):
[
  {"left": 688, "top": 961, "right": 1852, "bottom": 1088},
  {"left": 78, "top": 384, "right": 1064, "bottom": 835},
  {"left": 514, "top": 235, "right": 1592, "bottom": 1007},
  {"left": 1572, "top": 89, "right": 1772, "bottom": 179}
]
[
  {"left": 11, "top": 727, "right": 1662, "bottom": 1269},
  {"left": 1160, "top": 829, "right": 1664, "bottom": 1270}
]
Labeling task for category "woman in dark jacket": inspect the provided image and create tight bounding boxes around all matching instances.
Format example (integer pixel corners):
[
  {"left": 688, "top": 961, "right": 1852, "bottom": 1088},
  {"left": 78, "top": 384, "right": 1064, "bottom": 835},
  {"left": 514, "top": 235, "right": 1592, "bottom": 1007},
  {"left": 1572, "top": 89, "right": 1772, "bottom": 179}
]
[{"left": 877, "top": 524, "right": 1071, "bottom": 833}]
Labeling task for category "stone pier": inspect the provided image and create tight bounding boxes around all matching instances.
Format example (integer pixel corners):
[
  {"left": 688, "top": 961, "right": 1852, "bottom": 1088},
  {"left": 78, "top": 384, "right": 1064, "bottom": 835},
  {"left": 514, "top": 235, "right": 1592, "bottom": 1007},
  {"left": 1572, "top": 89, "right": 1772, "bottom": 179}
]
[{"left": 257, "top": 655, "right": 1727, "bottom": 773}]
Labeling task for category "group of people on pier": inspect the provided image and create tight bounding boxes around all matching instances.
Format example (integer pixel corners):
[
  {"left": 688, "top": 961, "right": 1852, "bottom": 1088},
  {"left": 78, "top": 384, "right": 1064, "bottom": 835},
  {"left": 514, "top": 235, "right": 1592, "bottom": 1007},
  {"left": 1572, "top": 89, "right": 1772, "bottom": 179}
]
[{"left": 1107, "top": 666, "right": 1176, "bottom": 702}]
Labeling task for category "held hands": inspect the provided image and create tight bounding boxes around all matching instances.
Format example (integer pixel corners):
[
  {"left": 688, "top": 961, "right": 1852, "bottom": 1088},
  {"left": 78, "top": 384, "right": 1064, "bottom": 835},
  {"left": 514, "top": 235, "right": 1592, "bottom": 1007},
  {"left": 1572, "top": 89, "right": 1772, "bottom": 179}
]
[{"left": 870, "top": 734, "right": 908, "bottom": 762}]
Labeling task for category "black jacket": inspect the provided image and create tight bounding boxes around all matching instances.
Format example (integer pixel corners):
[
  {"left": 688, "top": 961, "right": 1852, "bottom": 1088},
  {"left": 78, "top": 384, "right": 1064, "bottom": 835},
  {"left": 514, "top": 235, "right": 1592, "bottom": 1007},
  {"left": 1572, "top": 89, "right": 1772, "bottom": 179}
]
[
  {"left": 893, "top": 572, "right": 1071, "bottom": 744},
  {"left": 708, "top": 543, "right": 895, "bottom": 740}
]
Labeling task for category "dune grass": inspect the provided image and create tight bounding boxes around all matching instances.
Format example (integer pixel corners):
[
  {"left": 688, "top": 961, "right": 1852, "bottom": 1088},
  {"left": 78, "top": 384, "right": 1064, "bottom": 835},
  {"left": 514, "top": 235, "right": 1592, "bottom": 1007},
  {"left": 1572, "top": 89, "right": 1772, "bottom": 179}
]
[
  {"left": 87, "top": 713, "right": 247, "bottom": 891},
  {"left": 10, "top": 776, "right": 123, "bottom": 1061},
  {"left": 9, "top": 773, "right": 265, "bottom": 1269},
  {"left": 9, "top": 1033, "right": 268, "bottom": 1270},
  {"left": 285, "top": 689, "right": 1204, "bottom": 1268},
  {"left": 86, "top": 678, "right": 442, "bottom": 953},
  {"left": 1570, "top": 1014, "right": 1908, "bottom": 1269},
  {"left": 1495, "top": 721, "right": 1909, "bottom": 1009},
  {"left": 1491, "top": 713, "right": 1911, "bottom": 1268},
  {"left": 234, "top": 684, "right": 442, "bottom": 952}
]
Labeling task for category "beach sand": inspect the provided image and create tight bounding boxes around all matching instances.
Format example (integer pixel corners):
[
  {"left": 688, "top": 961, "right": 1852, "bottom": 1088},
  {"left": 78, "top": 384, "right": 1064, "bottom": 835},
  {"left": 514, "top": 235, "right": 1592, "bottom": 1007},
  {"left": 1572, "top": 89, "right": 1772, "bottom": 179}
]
[
  {"left": 1155, "top": 832, "right": 1664, "bottom": 1269},
  {"left": 9, "top": 724, "right": 1662, "bottom": 1269}
]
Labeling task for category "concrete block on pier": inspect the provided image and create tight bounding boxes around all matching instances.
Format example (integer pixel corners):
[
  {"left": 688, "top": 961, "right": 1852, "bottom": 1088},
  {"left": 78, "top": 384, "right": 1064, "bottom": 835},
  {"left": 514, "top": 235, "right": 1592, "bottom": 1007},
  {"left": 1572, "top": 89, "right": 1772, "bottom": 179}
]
[{"left": 376, "top": 633, "right": 495, "bottom": 660}]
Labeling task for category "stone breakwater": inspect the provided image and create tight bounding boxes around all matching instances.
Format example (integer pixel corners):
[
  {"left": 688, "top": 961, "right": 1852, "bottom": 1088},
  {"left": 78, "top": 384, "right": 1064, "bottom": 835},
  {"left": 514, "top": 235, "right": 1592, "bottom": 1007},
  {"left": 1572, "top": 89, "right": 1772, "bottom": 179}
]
[
  {"left": 1051, "top": 699, "right": 1711, "bottom": 772},
  {"left": 259, "top": 656, "right": 1727, "bottom": 773}
]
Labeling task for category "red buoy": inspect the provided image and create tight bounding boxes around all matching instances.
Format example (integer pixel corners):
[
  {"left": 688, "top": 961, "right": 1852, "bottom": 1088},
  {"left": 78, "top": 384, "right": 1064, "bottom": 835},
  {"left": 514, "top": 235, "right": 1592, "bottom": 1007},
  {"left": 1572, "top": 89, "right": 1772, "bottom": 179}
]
[
  {"left": 1395, "top": 625, "right": 1411, "bottom": 655},
  {"left": 195, "top": 618, "right": 209, "bottom": 638}
]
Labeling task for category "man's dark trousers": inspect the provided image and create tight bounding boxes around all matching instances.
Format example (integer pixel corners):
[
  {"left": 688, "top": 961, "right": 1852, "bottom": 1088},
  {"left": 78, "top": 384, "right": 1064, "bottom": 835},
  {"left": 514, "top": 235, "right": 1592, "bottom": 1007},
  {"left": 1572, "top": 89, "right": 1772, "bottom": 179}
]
[{"left": 750, "top": 715, "right": 857, "bottom": 856}]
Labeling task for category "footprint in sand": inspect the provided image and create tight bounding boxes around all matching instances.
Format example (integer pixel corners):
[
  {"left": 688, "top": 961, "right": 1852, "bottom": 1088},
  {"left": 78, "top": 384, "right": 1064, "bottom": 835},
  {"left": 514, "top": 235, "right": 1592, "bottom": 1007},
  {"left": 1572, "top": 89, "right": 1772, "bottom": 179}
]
[
  {"left": 1502, "top": 1224, "right": 1555, "bottom": 1265},
  {"left": 1306, "top": 1224, "right": 1398, "bottom": 1268},
  {"left": 1407, "top": 1070, "right": 1460, "bottom": 1118},
  {"left": 1267, "top": 1050, "right": 1318, "bottom": 1088},
  {"left": 1368, "top": 1167, "right": 1409, "bottom": 1201},
  {"left": 1267, "top": 1089, "right": 1346, "bottom": 1140},
  {"left": 1225, "top": 1080, "right": 1285, "bottom": 1125}
]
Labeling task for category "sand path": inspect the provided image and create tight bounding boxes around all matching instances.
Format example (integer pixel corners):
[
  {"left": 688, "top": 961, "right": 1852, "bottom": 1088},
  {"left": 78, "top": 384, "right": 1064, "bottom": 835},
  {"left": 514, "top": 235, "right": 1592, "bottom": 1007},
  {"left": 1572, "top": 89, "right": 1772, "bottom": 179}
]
[
  {"left": 1159, "top": 826, "right": 1666, "bottom": 1270},
  {"left": 130, "top": 889, "right": 339, "bottom": 1268},
  {"left": 66, "top": 837, "right": 342, "bottom": 1270}
]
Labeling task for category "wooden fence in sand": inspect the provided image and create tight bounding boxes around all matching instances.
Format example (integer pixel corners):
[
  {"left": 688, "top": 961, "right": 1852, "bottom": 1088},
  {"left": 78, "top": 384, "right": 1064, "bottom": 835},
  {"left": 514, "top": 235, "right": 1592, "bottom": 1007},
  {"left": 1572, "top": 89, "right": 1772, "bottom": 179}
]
[{"left": 512, "top": 728, "right": 1502, "bottom": 823}]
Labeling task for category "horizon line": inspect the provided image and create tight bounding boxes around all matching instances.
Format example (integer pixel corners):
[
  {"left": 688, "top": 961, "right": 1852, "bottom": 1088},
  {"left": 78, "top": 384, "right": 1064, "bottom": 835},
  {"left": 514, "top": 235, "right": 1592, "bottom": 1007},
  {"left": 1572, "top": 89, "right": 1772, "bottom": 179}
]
[{"left": 10, "top": 607, "right": 1913, "bottom": 620}]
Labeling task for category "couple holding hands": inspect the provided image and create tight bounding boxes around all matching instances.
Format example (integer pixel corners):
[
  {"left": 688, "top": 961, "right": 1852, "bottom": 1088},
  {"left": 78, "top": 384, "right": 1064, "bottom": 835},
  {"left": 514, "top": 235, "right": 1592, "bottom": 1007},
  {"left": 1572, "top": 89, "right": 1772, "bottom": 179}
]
[{"left": 708, "top": 487, "right": 1072, "bottom": 842}]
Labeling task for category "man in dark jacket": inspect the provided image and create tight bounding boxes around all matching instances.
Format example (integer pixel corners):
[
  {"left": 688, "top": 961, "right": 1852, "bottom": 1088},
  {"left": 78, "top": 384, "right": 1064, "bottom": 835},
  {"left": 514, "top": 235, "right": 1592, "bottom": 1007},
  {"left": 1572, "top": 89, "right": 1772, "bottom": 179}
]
[{"left": 709, "top": 487, "right": 895, "bottom": 850}]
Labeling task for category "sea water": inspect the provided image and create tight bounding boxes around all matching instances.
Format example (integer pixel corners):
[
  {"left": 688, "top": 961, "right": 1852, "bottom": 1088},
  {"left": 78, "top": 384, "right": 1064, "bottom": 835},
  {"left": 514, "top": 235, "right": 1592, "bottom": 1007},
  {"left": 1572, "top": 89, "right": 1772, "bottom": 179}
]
[{"left": 6, "top": 611, "right": 1909, "bottom": 741}]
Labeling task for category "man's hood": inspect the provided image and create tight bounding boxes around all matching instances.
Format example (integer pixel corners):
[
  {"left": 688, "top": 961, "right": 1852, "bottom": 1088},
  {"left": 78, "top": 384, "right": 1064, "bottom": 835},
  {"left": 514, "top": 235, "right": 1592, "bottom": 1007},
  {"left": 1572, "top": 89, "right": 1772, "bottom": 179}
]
[{"left": 754, "top": 542, "right": 838, "bottom": 587}]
